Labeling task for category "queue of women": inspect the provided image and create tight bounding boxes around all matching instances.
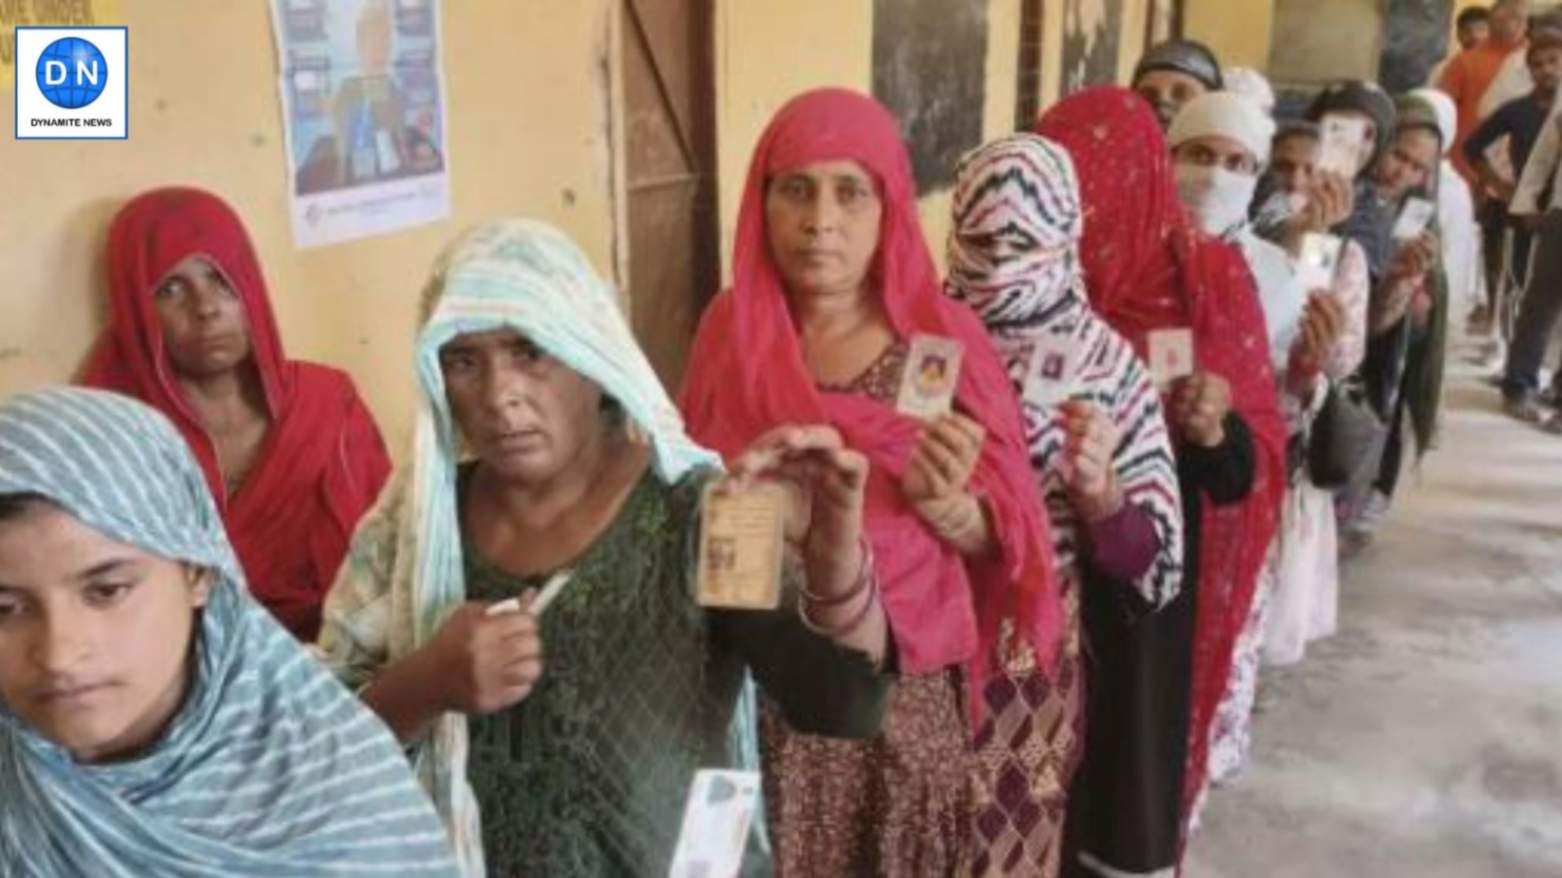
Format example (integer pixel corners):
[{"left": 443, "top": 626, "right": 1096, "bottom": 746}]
[{"left": 0, "top": 36, "right": 1451, "bottom": 878}]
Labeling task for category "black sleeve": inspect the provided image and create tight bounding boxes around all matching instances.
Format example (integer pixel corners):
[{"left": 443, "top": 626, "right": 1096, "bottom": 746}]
[
  {"left": 711, "top": 595, "right": 894, "bottom": 740},
  {"left": 1177, "top": 412, "right": 1256, "bottom": 506},
  {"left": 1464, "top": 104, "right": 1512, "bottom": 167}
]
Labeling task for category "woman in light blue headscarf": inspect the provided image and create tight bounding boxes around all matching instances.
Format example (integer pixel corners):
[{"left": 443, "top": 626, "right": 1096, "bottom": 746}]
[
  {"left": 318, "top": 218, "right": 894, "bottom": 877},
  {"left": 0, "top": 387, "right": 457, "bottom": 877}
]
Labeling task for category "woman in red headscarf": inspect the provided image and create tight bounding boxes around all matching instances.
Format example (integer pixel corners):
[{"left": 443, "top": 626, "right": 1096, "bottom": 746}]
[
  {"left": 1036, "top": 89, "right": 1284, "bottom": 877},
  {"left": 81, "top": 187, "right": 390, "bottom": 642},
  {"left": 681, "top": 89, "right": 1063, "bottom": 875}
]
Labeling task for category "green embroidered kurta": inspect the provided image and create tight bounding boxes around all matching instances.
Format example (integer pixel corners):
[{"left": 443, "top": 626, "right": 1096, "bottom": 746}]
[{"left": 462, "top": 466, "right": 891, "bottom": 877}]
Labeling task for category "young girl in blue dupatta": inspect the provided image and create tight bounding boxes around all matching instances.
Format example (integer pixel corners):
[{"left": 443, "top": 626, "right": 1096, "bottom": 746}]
[{"left": 0, "top": 387, "right": 456, "bottom": 877}]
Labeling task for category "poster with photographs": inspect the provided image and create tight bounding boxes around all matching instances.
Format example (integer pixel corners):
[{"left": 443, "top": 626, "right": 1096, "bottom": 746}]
[{"left": 269, "top": 0, "right": 450, "bottom": 248}]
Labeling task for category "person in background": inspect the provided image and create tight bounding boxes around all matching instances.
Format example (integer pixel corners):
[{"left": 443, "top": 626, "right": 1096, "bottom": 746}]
[
  {"left": 1504, "top": 90, "right": 1562, "bottom": 432},
  {"left": 319, "top": 219, "right": 894, "bottom": 877},
  {"left": 1461, "top": 4, "right": 1495, "bottom": 51},
  {"left": 1411, "top": 88, "right": 1485, "bottom": 337},
  {"left": 1037, "top": 87, "right": 1285, "bottom": 878},
  {"left": 681, "top": 89, "right": 1064, "bottom": 876},
  {"left": 1350, "top": 95, "right": 1450, "bottom": 542},
  {"left": 81, "top": 187, "right": 390, "bottom": 642},
  {"left": 1300, "top": 82, "right": 1401, "bottom": 285},
  {"left": 945, "top": 134, "right": 1186, "bottom": 878},
  {"left": 1253, "top": 121, "right": 1374, "bottom": 668},
  {"left": 1169, "top": 93, "right": 1355, "bottom": 808},
  {"left": 1464, "top": 28, "right": 1562, "bottom": 313},
  {"left": 1440, "top": 0, "right": 1532, "bottom": 185},
  {"left": 1428, "top": 6, "right": 1493, "bottom": 86},
  {"left": 1132, "top": 39, "right": 1225, "bottom": 130},
  {"left": 0, "top": 388, "right": 456, "bottom": 877}
]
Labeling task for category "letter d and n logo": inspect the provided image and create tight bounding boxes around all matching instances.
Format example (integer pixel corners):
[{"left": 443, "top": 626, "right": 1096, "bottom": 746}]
[{"left": 14, "top": 27, "right": 128, "bottom": 139}]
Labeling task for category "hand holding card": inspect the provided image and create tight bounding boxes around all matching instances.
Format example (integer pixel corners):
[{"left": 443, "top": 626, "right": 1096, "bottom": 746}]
[
  {"left": 1297, "top": 232, "right": 1344, "bottom": 294},
  {"left": 1318, "top": 114, "right": 1369, "bottom": 177},
  {"left": 897, "top": 334, "right": 964, "bottom": 421},
  {"left": 696, "top": 481, "right": 786, "bottom": 611},
  {"left": 1391, "top": 197, "right": 1436, "bottom": 242},
  {"left": 1147, "top": 328, "right": 1195, "bottom": 391},
  {"left": 1024, "top": 333, "right": 1079, "bottom": 409}
]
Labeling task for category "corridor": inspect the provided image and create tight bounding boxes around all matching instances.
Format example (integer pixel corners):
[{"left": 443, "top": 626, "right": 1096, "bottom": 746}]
[{"left": 1189, "top": 359, "right": 1562, "bottom": 878}]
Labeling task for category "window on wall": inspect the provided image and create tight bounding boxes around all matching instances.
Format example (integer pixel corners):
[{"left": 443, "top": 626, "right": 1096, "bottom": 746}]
[{"left": 1014, "top": 0, "right": 1044, "bottom": 130}]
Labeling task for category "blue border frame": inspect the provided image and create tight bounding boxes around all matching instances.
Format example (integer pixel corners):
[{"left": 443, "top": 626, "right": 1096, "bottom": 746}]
[{"left": 13, "top": 26, "right": 129, "bottom": 141}]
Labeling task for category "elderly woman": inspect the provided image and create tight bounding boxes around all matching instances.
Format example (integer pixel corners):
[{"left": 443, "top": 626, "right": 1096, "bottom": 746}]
[
  {"left": 82, "top": 187, "right": 391, "bottom": 641},
  {"left": 1037, "top": 88, "right": 1285, "bottom": 877},
  {"left": 945, "top": 133, "right": 1186, "bottom": 877},
  {"left": 318, "top": 219, "right": 892, "bottom": 877},
  {"left": 0, "top": 388, "right": 456, "bottom": 876},
  {"left": 681, "top": 89, "right": 1061, "bottom": 875}
]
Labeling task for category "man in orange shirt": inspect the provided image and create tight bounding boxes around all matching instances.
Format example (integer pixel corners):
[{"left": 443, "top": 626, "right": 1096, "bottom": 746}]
[{"left": 1441, "top": 0, "right": 1532, "bottom": 185}]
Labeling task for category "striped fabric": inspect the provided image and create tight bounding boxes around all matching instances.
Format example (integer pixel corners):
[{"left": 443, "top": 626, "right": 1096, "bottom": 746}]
[
  {"left": 0, "top": 387, "right": 456, "bottom": 877},
  {"left": 947, "top": 134, "right": 1184, "bottom": 605},
  {"left": 317, "top": 219, "right": 737, "bottom": 876}
]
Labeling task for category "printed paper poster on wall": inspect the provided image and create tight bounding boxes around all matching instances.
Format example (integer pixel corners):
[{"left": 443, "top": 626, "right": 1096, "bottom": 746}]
[{"left": 268, "top": 0, "right": 450, "bottom": 248}]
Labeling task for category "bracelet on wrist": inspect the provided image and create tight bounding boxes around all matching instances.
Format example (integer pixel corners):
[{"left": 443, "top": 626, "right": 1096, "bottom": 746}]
[{"left": 800, "top": 534, "right": 873, "bottom": 606}]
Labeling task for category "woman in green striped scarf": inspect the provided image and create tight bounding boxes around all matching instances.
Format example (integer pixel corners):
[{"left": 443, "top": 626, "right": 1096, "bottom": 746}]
[{"left": 318, "top": 218, "right": 894, "bottom": 877}]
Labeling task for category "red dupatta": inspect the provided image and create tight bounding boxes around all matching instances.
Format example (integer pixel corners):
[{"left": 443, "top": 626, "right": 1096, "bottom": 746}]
[
  {"left": 81, "top": 187, "right": 390, "bottom": 640},
  {"left": 1036, "top": 88, "right": 1285, "bottom": 842},
  {"left": 680, "top": 89, "right": 1061, "bottom": 729}
]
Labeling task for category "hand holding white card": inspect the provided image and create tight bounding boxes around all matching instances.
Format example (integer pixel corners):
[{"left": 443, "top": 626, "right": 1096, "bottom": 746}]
[
  {"left": 1024, "top": 333, "right": 1078, "bottom": 408},
  {"left": 696, "top": 482, "right": 785, "bottom": 611},
  {"left": 1318, "top": 115, "right": 1369, "bottom": 177},
  {"left": 668, "top": 770, "right": 761, "bottom": 878},
  {"left": 1147, "top": 328, "right": 1195, "bottom": 390},
  {"left": 1297, "top": 232, "right": 1344, "bottom": 293},
  {"left": 1391, "top": 197, "right": 1436, "bottom": 242},
  {"left": 896, "top": 334, "right": 964, "bottom": 420}
]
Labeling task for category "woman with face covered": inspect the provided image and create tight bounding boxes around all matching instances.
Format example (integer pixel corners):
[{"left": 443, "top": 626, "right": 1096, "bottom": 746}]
[
  {"left": 0, "top": 388, "right": 456, "bottom": 876},
  {"left": 945, "top": 134, "right": 1185, "bottom": 878},
  {"left": 681, "top": 89, "right": 1062, "bottom": 875},
  {"left": 1036, "top": 88, "right": 1285, "bottom": 876},
  {"left": 81, "top": 187, "right": 391, "bottom": 642},
  {"left": 318, "top": 219, "right": 893, "bottom": 877}
]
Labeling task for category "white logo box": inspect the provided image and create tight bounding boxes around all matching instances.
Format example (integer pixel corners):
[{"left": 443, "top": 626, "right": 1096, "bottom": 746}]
[{"left": 14, "top": 26, "right": 129, "bottom": 140}]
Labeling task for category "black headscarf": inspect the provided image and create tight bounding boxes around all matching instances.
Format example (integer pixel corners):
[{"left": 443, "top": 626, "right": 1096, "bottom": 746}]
[{"left": 1133, "top": 39, "right": 1224, "bottom": 91}]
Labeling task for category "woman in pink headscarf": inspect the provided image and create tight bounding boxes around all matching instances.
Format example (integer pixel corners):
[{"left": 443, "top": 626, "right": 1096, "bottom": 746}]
[{"left": 681, "top": 88, "right": 1063, "bottom": 875}]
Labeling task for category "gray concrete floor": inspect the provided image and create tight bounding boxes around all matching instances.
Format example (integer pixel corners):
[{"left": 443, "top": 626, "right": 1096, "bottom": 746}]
[{"left": 1186, "top": 361, "right": 1562, "bottom": 878}]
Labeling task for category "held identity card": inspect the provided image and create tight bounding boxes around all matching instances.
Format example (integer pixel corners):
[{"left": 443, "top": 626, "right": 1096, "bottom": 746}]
[
  {"left": 1024, "top": 332, "right": 1079, "bottom": 408},
  {"left": 1392, "top": 197, "right": 1436, "bottom": 242},
  {"left": 1318, "top": 115, "right": 1369, "bottom": 177},
  {"left": 1297, "top": 232, "right": 1345, "bottom": 293},
  {"left": 695, "top": 481, "right": 786, "bottom": 611},
  {"left": 1147, "top": 328, "right": 1195, "bottom": 390},
  {"left": 668, "top": 770, "right": 762, "bottom": 878},
  {"left": 896, "top": 334, "right": 964, "bottom": 420}
]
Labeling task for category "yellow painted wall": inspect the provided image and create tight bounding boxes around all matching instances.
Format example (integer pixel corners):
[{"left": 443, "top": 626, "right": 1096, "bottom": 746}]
[
  {"left": 714, "top": 0, "right": 1026, "bottom": 278},
  {"left": 0, "top": 1, "right": 620, "bottom": 452},
  {"left": 1182, "top": 0, "right": 1276, "bottom": 71},
  {"left": 713, "top": 0, "right": 874, "bottom": 279}
]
